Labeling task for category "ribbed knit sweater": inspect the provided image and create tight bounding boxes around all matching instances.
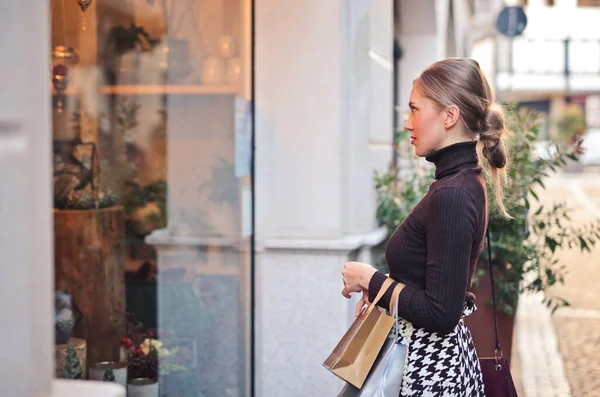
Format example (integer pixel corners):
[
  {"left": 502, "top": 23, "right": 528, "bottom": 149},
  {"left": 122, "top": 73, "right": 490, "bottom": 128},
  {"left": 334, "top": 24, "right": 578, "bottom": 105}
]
[{"left": 369, "top": 141, "right": 488, "bottom": 335}]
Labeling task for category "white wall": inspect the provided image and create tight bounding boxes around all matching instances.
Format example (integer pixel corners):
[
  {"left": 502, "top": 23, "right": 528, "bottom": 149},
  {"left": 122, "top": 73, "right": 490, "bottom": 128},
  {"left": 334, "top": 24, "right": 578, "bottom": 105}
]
[
  {"left": 368, "top": 0, "right": 395, "bottom": 174},
  {"left": 255, "top": 0, "right": 392, "bottom": 240},
  {"left": 255, "top": 0, "right": 392, "bottom": 396},
  {"left": 255, "top": 0, "right": 345, "bottom": 240},
  {"left": 396, "top": 0, "right": 444, "bottom": 119},
  {"left": 0, "top": 1, "right": 53, "bottom": 396}
]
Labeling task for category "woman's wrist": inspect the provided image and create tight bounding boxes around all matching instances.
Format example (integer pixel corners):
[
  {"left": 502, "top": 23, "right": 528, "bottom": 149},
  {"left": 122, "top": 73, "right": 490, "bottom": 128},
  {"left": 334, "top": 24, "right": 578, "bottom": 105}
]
[{"left": 362, "top": 267, "right": 378, "bottom": 290}]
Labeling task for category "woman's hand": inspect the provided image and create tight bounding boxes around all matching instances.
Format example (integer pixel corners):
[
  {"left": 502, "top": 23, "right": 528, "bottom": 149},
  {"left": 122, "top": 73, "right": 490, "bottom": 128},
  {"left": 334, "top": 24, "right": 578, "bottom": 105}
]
[
  {"left": 355, "top": 290, "right": 370, "bottom": 317},
  {"left": 341, "top": 261, "right": 377, "bottom": 298}
]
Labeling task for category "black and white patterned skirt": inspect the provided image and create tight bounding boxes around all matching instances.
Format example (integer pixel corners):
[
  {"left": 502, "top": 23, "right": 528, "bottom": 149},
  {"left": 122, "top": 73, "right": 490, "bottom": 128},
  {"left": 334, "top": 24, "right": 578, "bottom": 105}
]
[{"left": 394, "top": 300, "right": 485, "bottom": 396}]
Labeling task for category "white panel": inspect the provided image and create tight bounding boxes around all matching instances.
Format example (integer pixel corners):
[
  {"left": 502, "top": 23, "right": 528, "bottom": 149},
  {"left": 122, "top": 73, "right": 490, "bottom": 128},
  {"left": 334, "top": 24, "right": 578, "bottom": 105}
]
[
  {"left": 0, "top": 1, "right": 53, "bottom": 397},
  {"left": 255, "top": 0, "right": 344, "bottom": 239},
  {"left": 369, "top": 58, "right": 394, "bottom": 144},
  {"left": 399, "top": 0, "right": 437, "bottom": 35},
  {"left": 512, "top": 39, "right": 565, "bottom": 73},
  {"left": 570, "top": 41, "right": 600, "bottom": 73},
  {"left": 398, "top": 35, "right": 441, "bottom": 114},
  {"left": 370, "top": 0, "right": 393, "bottom": 58},
  {"left": 497, "top": 72, "right": 567, "bottom": 91},
  {"left": 254, "top": 2, "right": 393, "bottom": 397},
  {"left": 344, "top": 0, "right": 375, "bottom": 235},
  {"left": 523, "top": 6, "right": 600, "bottom": 39},
  {"left": 570, "top": 75, "right": 600, "bottom": 91},
  {"left": 368, "top": 0, "right": 394, "bottom": 145}
]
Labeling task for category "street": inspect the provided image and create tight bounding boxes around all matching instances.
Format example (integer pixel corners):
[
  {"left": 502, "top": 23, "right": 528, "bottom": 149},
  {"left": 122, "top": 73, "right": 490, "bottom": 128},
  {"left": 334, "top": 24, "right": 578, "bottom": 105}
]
[{"left": 511, "top": 167, "right": 600, "bottom": 397}]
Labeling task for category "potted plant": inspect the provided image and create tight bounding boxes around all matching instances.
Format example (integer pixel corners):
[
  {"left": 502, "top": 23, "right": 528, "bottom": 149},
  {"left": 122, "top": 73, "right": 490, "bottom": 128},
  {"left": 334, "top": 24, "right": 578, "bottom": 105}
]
[
  {"left": 63, "top": 343, "right": 83, "bottom": 380},
  {"left": 143, "top": 0, "right": 196, "bottom": 84},
  {"left": 121, "top": 314, "right": 192, "bottom": 397},
  {"left": 374, "top": 107, "right": 600, "bottom": 363},
  {"left": 555, "top": 103, "right": 587, "bottom": 144},
  {"left": 554, "top": 103, "right": 587, "bottom": 172},
  {"left": 103, "top": 23, "right": 161, "bottom": 85}
]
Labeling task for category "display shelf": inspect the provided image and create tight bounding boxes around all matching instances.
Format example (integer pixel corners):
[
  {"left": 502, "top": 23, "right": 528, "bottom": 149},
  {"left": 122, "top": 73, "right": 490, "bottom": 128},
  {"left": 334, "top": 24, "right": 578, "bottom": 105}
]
[
  {"left": 52, "top": 85, "right": 239, "bottom": 96},
  {"left": 102, "top": 84, "right": 239, "bottom": 95}
]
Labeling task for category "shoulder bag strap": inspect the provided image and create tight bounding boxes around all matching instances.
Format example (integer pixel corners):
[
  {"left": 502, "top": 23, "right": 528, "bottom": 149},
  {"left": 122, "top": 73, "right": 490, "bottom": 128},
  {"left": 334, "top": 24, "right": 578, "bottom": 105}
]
[{"left": 486, "top": 228, "right": 502, "bottom": 355}]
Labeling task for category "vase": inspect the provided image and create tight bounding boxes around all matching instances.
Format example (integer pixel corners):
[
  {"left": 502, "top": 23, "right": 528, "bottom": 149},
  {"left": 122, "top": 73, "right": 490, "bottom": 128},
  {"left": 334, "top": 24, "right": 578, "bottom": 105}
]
[
  {"left": 202, "top": 57, "right": 225, "bottom": 85},
  {"left": 162, "top": 38, "right": 194, "bottom": 84},
  {"left": 128, "top": 378, "right": 159, "bottom": 397},
  {"left": 89, "top": 361, "right": 127, "bottom": 388}
]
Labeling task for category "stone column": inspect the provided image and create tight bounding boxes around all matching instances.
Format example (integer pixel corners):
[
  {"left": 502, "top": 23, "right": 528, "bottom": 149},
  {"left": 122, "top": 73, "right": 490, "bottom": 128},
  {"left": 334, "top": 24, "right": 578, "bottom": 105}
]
[{"left": 255, "top": 1, "right": 392, "bottom": 395}]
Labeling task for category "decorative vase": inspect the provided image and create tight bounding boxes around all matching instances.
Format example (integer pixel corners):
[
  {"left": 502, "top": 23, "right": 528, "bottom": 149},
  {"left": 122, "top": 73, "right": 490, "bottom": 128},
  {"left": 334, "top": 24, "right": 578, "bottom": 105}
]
[
  {"left": 128, "top": 378, "right": 159, "bottom": 397},
  {"left": 162, "top": 39, "right": 193, "bottom": 84},
  {"left": 202, "top": 57, "right": 225, "bottom": 84},
  {"left": 89, "top": 361, "right": 127, "bottom": 388},
  {"left": 51, "top": 46, "right": 79, "bottom": 113},
  {"left": 226, "top": 57, "right": 242, "bottom": 84},
  {"left": 77, "top": 0, "right": 93, "bottom": 31}
]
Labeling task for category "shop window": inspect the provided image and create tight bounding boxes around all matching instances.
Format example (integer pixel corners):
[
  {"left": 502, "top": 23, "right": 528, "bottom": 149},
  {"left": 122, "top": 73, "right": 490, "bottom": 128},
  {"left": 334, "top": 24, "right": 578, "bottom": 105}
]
[
  {"left": 522, "top": 0, "right": 556, "bottom": 5},
  {"left": 578, "top": 0, "right": 600, "bottom": 6},
  {"left": 50, "top": 1, "right": 254, "bottom": 396}
]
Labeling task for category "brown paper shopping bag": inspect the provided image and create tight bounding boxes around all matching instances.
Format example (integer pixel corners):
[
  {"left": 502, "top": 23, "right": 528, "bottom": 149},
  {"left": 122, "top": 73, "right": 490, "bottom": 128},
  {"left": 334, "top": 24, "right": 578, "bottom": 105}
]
[{"left": 323, "top": 278, "right": 395, "bottom": 389}]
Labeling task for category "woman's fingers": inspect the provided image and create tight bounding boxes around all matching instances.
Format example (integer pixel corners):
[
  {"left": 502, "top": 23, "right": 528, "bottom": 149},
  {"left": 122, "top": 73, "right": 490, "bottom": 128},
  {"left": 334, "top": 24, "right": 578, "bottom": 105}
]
[
  {"left": 342, "top": 281, "right": 362, "bottom": 294},
  {"left": 341, "top": 287, "right": 351, "bottom": 299},
  {"left": 355, "top": 298, "right": 366, "bottom": 317},
  {"left": 355, "top": 291, "right": 370, "bottom": 317}
]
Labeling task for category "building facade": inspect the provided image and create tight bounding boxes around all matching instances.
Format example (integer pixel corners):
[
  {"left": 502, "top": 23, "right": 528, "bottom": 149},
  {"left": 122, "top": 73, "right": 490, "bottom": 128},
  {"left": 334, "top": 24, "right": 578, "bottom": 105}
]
[
  {"left": 495, "top": 0, "right": 600, "bottom": 141},
  {"left": 0, "top": 1, "right": 482, "bottom": 396}
]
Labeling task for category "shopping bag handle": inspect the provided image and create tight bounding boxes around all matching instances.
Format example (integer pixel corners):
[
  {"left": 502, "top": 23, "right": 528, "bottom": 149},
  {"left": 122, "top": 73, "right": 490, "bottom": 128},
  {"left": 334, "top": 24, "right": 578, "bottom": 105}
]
[
  {"left": 389, "top": 282, "right": 405, "bottom": 318},
  {"left": 361, "top": 277, "right": 394, "bottom": 316},
  {"left": 389, "top": 282, "right": 405, "bottom": 341}
]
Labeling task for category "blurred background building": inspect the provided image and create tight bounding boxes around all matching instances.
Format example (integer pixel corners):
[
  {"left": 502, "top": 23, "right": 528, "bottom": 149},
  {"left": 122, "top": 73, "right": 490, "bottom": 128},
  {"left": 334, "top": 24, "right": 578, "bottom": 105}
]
[
  {"left": 495, "top": 0, "right": 600, "bottom": 165},
  {"left": 1, "top": 1, "right": 599, "bottom": 397}
]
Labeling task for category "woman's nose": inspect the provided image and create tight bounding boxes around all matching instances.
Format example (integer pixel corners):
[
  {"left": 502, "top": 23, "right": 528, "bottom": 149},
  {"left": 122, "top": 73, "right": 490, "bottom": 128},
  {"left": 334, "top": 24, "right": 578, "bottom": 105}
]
[{"left": 404, "top": 115, "right": 413, "bottom": 131}]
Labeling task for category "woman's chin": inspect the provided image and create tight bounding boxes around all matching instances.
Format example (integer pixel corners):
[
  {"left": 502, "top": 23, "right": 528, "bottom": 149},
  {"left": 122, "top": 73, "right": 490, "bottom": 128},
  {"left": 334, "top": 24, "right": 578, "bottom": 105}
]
[
  {"left": 412, "top": 144, "right": 424, "bottom": 158},
  {"left": 413, "top": 147, "right": 432, "bottom": 159}
]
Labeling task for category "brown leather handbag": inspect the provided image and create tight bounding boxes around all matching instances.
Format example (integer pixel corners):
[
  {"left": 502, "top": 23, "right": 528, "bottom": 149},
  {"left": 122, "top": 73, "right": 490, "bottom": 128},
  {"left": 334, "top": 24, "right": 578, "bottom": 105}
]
[{"left": 479, "top": 229, "right": 518, "bottom": 397}]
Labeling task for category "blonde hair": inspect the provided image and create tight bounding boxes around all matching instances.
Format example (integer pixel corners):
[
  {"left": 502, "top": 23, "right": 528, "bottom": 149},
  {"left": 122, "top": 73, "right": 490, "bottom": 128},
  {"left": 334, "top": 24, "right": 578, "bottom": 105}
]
[{"left": 415, "top": 57, "right": 510, "bottom": 218}]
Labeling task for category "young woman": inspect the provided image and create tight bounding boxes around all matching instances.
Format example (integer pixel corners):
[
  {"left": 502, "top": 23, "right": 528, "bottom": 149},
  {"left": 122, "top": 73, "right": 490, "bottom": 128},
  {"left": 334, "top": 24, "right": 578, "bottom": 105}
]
[{"left": 341, "top": 57, "right": 509, "bottom": 396}]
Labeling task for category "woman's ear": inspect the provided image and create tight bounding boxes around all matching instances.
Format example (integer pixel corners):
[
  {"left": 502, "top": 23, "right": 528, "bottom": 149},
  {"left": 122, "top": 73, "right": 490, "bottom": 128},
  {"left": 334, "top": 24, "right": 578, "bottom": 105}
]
[{"left": 444, "top": 105, "right": 460, "bottom": 129}]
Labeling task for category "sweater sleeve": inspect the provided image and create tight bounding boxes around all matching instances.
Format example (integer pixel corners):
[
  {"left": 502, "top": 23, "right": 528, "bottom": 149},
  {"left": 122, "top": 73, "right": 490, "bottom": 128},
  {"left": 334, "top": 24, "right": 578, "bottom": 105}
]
[
  {"left": 368, "top": 271, "right": 398, "bottom": 310},
  {"left": 386, "top": 187, "right": 476, "bottom": 335}
]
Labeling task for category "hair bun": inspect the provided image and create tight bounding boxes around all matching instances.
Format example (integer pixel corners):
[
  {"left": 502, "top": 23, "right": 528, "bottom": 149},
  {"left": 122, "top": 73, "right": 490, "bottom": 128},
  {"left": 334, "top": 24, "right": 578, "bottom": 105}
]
[
  {"left": 479, "top": 104, "right": 507, "bottom": 169},
  {"left": 481, "top": 104, "right": 505, "bottom": 140}
]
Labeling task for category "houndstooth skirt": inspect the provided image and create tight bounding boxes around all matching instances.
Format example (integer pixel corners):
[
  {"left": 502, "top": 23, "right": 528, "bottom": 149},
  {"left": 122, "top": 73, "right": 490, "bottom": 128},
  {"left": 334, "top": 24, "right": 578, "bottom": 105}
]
[{"left": 394, "top": 300, "right": 485, "bottom": 396}]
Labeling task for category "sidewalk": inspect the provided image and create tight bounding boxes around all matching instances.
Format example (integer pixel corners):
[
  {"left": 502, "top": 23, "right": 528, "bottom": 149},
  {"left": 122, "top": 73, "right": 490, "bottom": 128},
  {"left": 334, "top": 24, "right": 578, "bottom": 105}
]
[{"left": 511, "top": 171, "right": 600, "bottom": 397}]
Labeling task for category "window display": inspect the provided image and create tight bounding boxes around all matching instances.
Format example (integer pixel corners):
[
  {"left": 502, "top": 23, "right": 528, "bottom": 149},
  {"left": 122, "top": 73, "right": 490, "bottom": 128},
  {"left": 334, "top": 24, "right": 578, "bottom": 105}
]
[{"left": 50, "top": 1, "right": 253, "bottom": 396}]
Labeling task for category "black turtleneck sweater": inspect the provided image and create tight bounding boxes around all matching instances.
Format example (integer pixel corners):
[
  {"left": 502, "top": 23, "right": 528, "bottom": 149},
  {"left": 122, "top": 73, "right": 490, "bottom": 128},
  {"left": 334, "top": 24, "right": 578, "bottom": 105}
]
[{"left": 369, "top": 141, "right": 488, "bottom": 335}]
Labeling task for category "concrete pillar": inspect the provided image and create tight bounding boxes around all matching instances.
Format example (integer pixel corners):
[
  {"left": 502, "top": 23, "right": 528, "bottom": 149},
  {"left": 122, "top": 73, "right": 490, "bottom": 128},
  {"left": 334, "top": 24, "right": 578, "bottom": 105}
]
[
  {"left": 0, "top": 1, "right": 54, "bottom": 396},
  {"left": 255, "top": 0, "right": 391, "bottom": 395}
]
